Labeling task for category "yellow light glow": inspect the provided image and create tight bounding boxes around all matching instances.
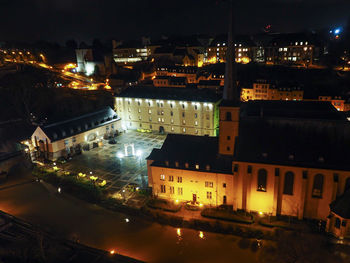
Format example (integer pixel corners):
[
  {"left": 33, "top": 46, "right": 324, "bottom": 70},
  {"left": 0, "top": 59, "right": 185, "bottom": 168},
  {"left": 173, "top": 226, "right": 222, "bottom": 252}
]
[
  {"left": 259, "top": 211, "right": 263, "bottom": 216},
  {"left": 104, "top": 85, "right": 112, "bottom": 90},
  {"left": 110, "top": 250, "right": 115, "bottom": 255},
  {"left": 90, "top": 176, "right": 98, "bottom": 181},
  {"left": 199, "top": 231, "right": 204, "bottom": 239},
  {"left": 53, "top": 166, "right": 59, "bottom": 171},
  {"left": 197, "top": 61, "right": 203, "bottom": 67},
  {"left": 241, "top": 57, "right": 250, "bottom": 64},
  {"left": 199, "top": 203, "right": 203, "bottom": 207},
  {"left": 175, "top": 199, "right": 179, "bottom": 204},
  {"left": 207, "top": 56, "right": 217, "bottom": 64},
  {"left": 99, "top": 180, "right": 107, "bottom": 187},
  {"left": 78, "top": 172, "right": 86, "bottom": 178},
  {"left": 177, "top": 228, "right": 181, "bottom": 237}
]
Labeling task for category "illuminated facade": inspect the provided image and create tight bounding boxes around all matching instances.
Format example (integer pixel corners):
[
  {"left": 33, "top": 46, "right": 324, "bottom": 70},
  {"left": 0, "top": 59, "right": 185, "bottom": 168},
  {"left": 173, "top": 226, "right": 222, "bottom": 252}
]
[
  {"left": 155, "top": 66, "right": 197, "bottom": 83},
  {"left": 113, "top": 46, "right": 150, "bottom": 64},
  {"left": 264, "top": 33, "right": 323, "bottom": 66},
  {"left": 153, "top": 76, "right": 187, "bottom": 88},
  {"left": 114, "top": 86, "right": 220, "bottom": 136},
  {"left": 148, "top": 101, "right": 350, "bottom": 223},
  {"left": 31, "top": 107, "right": 121, "bottom": 160},
  {"left": 204, "top": 35, "right": 255, "bottom": 64},
  {"left": 318, "top": 96, "right": 350, "bottom": 112},
  {"left": 241, "top": 80, "right": 304, "bottom": 101}
]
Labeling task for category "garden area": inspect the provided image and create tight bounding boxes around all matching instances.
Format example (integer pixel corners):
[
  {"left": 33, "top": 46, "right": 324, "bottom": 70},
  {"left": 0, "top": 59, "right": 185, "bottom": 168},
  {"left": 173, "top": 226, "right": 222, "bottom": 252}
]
[
  {"left": 201, "top": 207, "right": 254, "bottom": 224},
  {"left": 146, "top": 198, "right": 182, "bottom": 212}
]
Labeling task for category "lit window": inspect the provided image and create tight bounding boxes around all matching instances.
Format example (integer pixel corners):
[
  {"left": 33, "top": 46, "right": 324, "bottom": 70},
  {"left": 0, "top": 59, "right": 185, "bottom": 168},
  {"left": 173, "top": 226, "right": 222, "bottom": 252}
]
[
  {"left": 195, "top": 121, "right": 198, "bottom": 126},
  {"left": 205, "top": 181, "right": 213, "bottom": 188},
  {"left": 257, "top": 169, "right": 267, "bottom": 192},
  {"left": 160, "top": 174, "right": 165, "bottom": 181},
  {"left": 207, "top": 192, "right": 212, "bottom": 199},
  {"left": 195, "top": 164, "right": 199, "bottom": 169},
  {"left": 160, "top": 185, "right": 166, "bottom": 193},
  {"left": 183, "top": 128, "right": 186, "bottom": 133}
]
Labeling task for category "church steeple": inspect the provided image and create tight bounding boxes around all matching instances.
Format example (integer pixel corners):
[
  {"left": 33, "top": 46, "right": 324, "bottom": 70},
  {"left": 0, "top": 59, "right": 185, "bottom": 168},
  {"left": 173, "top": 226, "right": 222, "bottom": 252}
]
[
  {"left": 218, "top": 0, "right": 240, "bottom": 156},
  {"left": 223, "top": 0, "right": 238, "bottom": 103}
]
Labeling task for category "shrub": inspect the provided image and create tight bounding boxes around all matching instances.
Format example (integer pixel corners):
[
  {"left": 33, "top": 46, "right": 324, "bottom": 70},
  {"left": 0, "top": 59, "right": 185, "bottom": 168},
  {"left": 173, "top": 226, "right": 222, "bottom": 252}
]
[{"left": 201, "top": 208, "right": 253, "bottom": 224}]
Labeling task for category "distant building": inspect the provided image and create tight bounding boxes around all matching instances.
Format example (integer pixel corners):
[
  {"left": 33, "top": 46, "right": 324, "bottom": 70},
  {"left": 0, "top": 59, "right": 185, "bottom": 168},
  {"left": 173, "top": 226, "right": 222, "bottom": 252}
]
[
  {"left": 76, "top": 48, "right": 106, "bottom": 76},
  {"left": 318, "top": 96, "right": 350, "bottom": 112},
  {"left": 241, "top": 80, "right": 304, "bottom": 101},
  {"left": 264, "top": 33, "right": 324, "bottom": 66},
  {"left": 153, "top": 76, "right": 187, "bottom": 88},
  {"left": 205, "top": 35, "right": 256, "bottom": 64},
  {"left": 31, "top": 107, "right": 121, "bottom": 160},
  {"left": 155, "top": 66, "right": 197, "bottom": 83},
  {"left": 114, "top": 86, "right": 221, "bottom": 136},
  {"left": 112, "top": 40, "right": 150, "bottom": 64}
]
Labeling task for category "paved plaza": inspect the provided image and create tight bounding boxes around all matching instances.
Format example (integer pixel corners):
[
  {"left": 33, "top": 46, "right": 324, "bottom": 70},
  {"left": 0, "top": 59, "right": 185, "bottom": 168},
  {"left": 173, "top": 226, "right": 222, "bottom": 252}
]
[{"left": 60, "top": 130, "right": 166, "bottom": 198}]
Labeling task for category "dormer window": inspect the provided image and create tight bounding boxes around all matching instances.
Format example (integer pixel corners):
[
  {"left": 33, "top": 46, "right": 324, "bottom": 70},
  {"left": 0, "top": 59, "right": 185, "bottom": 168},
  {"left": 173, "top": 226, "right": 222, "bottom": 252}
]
[
  {"left": 165, "top": 161, "right": 169, "bottom": 166},
  {"left": 288, "top": 154, "right": 294, "bottom": 160},
  {"left": 53, "top": 133, "right": 58, "bottom": 139},
  {"left": 185, "top": 163, "right": 189, "bottom": 168},
  {"left": 205, "top": 164, "right": 210, "bottom": 171},
  {"left": 195, "top": 164, "right": 199, "bottom": 170},
  {"left": 262, "top": 153, "right": 268, "bottom": 158},
  {"left": 175, "top": 161, "right": 179, "bottom": 168},
  {"left": 318, "top": 157, "right": 324, "bottom": 163}
]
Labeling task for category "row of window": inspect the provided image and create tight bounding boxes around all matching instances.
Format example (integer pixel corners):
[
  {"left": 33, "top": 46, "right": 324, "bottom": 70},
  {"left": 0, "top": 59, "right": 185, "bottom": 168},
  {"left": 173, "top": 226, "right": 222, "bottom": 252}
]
[
  {"left": 160, "top": 185, "right": 183, "bottom": 195},
  {"left": 121, "top": 100, "right": 212, "bottom": 111}
]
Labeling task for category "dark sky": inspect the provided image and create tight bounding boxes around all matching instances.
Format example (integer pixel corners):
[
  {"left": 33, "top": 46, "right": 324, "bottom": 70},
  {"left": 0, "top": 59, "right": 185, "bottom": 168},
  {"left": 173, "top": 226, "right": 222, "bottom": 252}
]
[{"left": 1, "top": 0, "right": 349, "bottom": 43}]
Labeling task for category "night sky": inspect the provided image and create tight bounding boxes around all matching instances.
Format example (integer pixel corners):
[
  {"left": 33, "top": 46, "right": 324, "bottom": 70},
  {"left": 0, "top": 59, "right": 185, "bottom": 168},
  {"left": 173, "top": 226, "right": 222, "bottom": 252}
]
[{"left": 1, "top": 0, "right": 349, "bottom": 43}]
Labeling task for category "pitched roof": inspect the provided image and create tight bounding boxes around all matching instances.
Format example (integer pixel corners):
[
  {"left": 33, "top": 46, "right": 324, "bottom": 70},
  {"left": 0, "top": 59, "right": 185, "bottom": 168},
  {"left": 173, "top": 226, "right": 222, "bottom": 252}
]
[
  {"left": 116, "top": 86, "right": 221, "bottom": 103},
  {"left": 147, "top": 134, "right": 233, "bottom": 174},
  {"left": 330, "top": 190, "right": 350, "bottom": 219},
  {"left": 235, "top": 101, "right": 350, "bottom": 170},
  {"left": 39, "top": 107, "right": 120, "bottom": 142}
]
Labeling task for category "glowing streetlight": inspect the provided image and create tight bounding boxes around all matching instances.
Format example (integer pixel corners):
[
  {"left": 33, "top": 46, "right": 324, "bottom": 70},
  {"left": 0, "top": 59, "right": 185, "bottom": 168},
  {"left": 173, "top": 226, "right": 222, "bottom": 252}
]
[
  {"left": 199, "top": 231, "right": 204, "bottom": 239},
  {"left": 58, "top": 187, "right": 61, "bottom": 193},
  {"left": 110, "top": 250, "right": 115, "bottom": 255},
  {"left": 125, "top": 218, "right": 129, "bottom": 223},
  {"left": 177, "top": 228, "right": 182, "bottom": 237}
]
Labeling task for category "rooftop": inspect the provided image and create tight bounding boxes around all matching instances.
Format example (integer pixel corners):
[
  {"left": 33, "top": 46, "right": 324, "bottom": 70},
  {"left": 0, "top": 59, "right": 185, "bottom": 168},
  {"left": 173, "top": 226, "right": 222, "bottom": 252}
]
[
  {"left": 148, "top": 134, "right": 233, "bottom": 174},
  {"left": 116, "top": 86, "right": 222, "bottom": 103},
  {"left": 330, "top": 190, "right": 350, "bottom": 219},
  {"left": 40, "top": 107, "right": 120, "bottom": 142}
]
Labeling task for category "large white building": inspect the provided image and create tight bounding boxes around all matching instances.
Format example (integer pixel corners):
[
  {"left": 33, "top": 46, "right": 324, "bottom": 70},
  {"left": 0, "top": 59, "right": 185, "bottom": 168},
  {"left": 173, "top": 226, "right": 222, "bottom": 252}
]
[{"left": 114, "top": 86, "right": 221, "bottom": 136}]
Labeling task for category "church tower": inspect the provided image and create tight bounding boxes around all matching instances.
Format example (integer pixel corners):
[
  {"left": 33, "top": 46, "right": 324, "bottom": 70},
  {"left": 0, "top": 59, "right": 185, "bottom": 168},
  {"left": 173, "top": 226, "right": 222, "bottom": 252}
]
[{"left": 218, "top": 0, "right": 240, "bottom": 156}]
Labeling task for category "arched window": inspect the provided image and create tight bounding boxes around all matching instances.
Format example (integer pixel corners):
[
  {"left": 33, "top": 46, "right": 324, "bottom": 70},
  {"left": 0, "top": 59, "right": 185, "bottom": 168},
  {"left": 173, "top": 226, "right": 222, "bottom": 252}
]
[
  {"left": 257, "top": 169, "right": 267, "bottom": 192},
  {"left": 345, "top": 177, "right": 350, "bottom": 193},
  {"left": 312, "top": 174, "right": 324, "bottom": 198},
  {"left": 226, "top": 112, "right": 232, "bottom": 121},
  {"left": 283, "top": 171, "right": 294, "bottom": 195}
]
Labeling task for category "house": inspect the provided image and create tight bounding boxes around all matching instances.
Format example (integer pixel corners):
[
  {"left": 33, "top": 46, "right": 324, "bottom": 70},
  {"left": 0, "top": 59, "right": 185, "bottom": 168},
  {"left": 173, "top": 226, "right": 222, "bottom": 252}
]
[{"left": 31, "top": 107, "right": 121, "bottom": 160}]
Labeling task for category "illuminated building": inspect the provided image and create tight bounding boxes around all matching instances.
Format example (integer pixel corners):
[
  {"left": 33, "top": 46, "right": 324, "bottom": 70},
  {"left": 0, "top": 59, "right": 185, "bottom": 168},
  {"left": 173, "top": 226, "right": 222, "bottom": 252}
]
[
  {"left": 153, "top": 76, "right": 187, "bottom": 88},
  {"left": 318, "top": 96, "right": 350, "bottom": 112},
  {"left": 205, "top": 34, "right": 256, "bottom": 64},
  {"left": 31, "top": 107, "right": 121, "bottom": 160},
  {"left": 241, "top": 80, "right": 304, "bottom": 101},
  {"left": 147, "top": 5, "right": 350, "bottom": 233},
  {"left": 264, "top": 33, "right": 323, "bottom": 66},
  {"left": 75, "top": 48, "right": 105, "bottom": 76},
  {"left": 155, "top": 66, "right": 198, "bottom": 83},
  {"left": 114, "top": 86, "right": 220, "bottom": 136},
  {"left": 112, "top": 40, "right": 150, "bottom": 64}
]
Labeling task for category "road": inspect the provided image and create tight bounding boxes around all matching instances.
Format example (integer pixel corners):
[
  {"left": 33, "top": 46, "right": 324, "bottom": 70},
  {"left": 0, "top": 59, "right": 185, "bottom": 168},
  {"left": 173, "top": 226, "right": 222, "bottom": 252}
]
[{"left": 0, "top": 171, "right": 259, "bottom": 263}]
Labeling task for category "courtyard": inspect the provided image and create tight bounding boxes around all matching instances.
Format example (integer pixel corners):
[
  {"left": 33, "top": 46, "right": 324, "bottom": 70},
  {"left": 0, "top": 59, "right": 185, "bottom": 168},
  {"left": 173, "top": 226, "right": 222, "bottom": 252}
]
[{"left": 60, "top": 130, "right": 166, "bottom": 203}]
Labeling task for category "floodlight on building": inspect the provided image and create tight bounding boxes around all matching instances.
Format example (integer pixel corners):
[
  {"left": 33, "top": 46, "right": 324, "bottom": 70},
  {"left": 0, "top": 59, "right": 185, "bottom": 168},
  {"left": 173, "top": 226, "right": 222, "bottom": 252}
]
[
  {"left": 110, "top": 250, "right": 115, "bottom": 255},
  {"left": 177, "top": 228, "right": 181, "bottom": 237},
  {"left": 58, "top": 187, "right": 61, "bottom": 193},
  {"left": 125, "top": 218, "right": 129, "bottom": 223},
  {"left": 259, "top": 211, "right": 264, "bottom": 216},
  {"left": 117, "top": 152, "right": 124, "bottom": 158},
  {"left": 136, "top": 150, "right": 142, "bottom": 157},
  {"left": 199, "top": 231, "right": 204, "bottom": 239}
]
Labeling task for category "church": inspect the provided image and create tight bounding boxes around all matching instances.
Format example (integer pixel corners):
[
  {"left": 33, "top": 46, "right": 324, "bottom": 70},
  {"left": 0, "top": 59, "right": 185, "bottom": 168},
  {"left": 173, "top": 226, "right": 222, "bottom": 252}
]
[{"left": 146, "top": 2, "right": 350, "bottom": 239}]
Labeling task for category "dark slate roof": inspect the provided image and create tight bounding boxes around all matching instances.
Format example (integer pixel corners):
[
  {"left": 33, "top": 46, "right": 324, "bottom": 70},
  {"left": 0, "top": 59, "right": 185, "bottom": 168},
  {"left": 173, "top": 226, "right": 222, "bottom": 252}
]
[
  {"left": 235, "top": 101, "right": 350, "bottom": 170},
  {"left": 269, "top": 33, "right": 323, "bottom": 46},
  {"left": 40, "top": 107, "right": 120, "bottom": 142},
  {"left": 209, "top": 34, "right": 256, "bottom": 47},
  {"left": 116, "top": 86, "right": 222, "bottom": 103},
  {"left": 147, "top": 134, "right": 233, "bottom": 174},
  {"left": 240, "top": 101, "right": 346, "bottom": 120},
  {"left": 173, "top": 48, "right": 188, "bottom": 57},
  {"left": 155, "top": 76, "right": 186, "bottom": 84},
  {"left": 330, "top": 190, "right": 350, "bottom": 219}
]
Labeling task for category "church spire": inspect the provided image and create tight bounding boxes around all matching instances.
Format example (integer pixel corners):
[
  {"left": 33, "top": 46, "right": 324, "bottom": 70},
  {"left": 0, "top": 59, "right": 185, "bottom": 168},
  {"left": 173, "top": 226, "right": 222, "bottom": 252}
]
[{"left": 223, "top": 0, "right": 237, "bottom": 102}]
